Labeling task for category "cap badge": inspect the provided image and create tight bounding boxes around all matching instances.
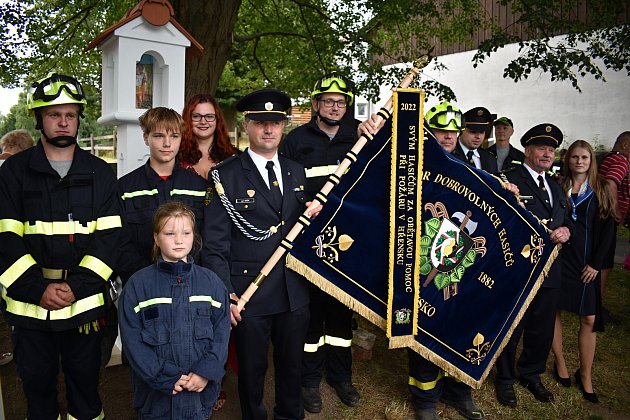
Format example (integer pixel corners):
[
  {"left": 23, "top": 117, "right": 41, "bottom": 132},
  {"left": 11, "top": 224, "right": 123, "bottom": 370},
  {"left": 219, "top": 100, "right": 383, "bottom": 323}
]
[
  {"left": 247, "top": 189, "right": 255, "bottom": 197},
  {"left": 265, "top": 102, "right": 274, "bottom": 111},
  {"left": 477, "top": 110, "right": 483, "bottom": 116},
  {"left": 545, "top": 126, "right": 552, "bottom": 132}
]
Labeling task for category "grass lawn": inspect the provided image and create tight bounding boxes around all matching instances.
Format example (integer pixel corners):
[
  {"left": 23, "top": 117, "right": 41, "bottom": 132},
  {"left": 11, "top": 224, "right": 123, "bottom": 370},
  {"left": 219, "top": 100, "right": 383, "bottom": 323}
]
[{"left": 339, "top": 264, "right": 630, "bottom": 419}]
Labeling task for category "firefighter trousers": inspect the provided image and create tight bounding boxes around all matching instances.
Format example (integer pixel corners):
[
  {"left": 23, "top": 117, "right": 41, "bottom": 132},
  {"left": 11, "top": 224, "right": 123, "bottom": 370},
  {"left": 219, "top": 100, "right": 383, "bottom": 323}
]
[
  {"left": 302, "top": 286, "right": 353, "bottom": 387},
  {"left": 12, "top": 326, "right": 103, "bottom": 420},
  {"left": 408, "top": 349, "right": 472, "bottom": 409}
]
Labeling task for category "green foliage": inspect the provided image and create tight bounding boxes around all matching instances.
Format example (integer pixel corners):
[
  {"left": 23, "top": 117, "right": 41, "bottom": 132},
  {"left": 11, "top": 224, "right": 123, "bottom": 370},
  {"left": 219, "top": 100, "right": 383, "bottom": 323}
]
[
  {"left": 0, "top": 0, "right": 136, "bottom": 89},
  {"left": 0, "top": 92, "right": 37, "bottom": 140},
  {"left": 473, "top": 0, "right": 630, "bottom": 92},
  {"left": 0, "top": 0, "right": 627, "bottom": 112}
]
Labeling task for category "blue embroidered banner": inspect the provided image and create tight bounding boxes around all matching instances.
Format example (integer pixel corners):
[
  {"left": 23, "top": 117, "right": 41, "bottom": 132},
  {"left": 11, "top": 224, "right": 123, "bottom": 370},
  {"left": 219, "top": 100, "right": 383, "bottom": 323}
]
[{"left": 286, "top": 89, "right": 558, "bottom": 388}]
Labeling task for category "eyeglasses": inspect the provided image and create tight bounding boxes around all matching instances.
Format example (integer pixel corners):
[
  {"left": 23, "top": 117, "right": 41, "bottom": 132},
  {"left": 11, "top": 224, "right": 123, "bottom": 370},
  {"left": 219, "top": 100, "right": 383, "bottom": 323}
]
[
  {"left": 428, "top": 110, "right": 464, "bottom": 130},
  {"left": 29, "top": 74, "right": 85, "bottom": 103},
  {"left": 319, "top": 98, "right": 347, "bottom": 108},
  {"left": 191, "top": 113, "right": 217, "bottom": 122}
]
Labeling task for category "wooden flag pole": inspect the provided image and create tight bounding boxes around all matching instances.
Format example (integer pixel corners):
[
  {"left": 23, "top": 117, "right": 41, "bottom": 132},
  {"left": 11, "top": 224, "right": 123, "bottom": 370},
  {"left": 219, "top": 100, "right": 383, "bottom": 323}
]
[{"left": 236, "top": 56, "right": 431, "bottom": 310}]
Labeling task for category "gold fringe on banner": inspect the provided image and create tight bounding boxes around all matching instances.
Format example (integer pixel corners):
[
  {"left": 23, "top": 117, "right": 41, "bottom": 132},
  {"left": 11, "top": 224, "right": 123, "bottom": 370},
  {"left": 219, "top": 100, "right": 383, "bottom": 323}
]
[
  {"left": 286, "top": 254, "right": 386, "bottom": 330},
  {"left": 389, "top": 334, "right": 417, "bottom": 350},
  {"left": 406, "top": 241, "right": 561, "bottom": 389}
]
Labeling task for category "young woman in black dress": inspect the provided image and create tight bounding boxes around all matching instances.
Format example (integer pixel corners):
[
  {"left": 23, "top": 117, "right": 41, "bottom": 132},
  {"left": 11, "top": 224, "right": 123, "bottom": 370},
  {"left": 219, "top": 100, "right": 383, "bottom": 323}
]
[{"left": 551, "top": 140, "right": 617, "bottom": 403}]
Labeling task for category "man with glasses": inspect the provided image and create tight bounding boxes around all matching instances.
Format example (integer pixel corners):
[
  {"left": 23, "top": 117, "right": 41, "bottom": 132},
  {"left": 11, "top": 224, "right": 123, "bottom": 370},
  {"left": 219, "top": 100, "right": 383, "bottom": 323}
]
[
  {"left": 0, "top": 72, "right": 122, "bottom": 419},
  {"left": 280, "top": 73, "right": 379, "bottom": 413}
]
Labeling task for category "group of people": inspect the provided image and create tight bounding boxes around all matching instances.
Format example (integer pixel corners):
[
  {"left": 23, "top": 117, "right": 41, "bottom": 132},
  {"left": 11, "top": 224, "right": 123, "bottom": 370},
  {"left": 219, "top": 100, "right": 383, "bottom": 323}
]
[
  {"left": 0, "top": 69, "right": 627, "bottom": 420},
  {"left": 0, "top": 71, "right": 377, "bottom": 420},
  {"left": 414, "top": 102, "right": 628, "bottom": 420}
]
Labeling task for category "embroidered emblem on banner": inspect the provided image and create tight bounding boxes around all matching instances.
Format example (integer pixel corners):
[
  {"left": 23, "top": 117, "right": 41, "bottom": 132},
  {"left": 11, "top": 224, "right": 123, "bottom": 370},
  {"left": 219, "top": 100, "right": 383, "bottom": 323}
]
[
  {"left": 420, "top": 202, "right": 487, "bottom": 300},
  {"left": 313, "top": 226, "right": 354, "bottom": 263},
  {"left": 521, "top": 234, "right": 545, "bottom": 264},
  {"left": 465, "top": 332, "right": 491, "bottom": 365},
  {"left": 394, "top": 308, "right": 412, "bottom": 325}
]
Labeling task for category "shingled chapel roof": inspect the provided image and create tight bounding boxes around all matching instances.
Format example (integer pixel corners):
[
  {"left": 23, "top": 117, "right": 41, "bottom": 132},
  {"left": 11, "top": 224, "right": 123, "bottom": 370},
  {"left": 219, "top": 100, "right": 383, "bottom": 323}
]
[{"left": 85, "top": 0, "right": 203, "bottom": 57}]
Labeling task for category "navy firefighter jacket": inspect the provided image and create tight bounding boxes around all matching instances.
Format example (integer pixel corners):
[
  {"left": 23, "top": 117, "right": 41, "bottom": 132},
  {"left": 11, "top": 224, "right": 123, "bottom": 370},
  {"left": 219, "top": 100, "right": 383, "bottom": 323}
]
[
  {"left": 117, "top": 159, "right": 208, "bottom": 282},
  {"left": 0, "top": 141, "right": 122, "bottom": 331},
  {"left": 118, "top": 259, "right": 230, "bottom": 419}
]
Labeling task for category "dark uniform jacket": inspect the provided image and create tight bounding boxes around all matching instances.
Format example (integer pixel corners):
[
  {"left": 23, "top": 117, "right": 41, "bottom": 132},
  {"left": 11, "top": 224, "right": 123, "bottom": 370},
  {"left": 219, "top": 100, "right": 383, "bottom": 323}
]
[
  {"left": 452, "top": 142, "right": 499, "bottom": 173},
  {"left": 280, "top": 117, "right": 357, "bottom": 197},
  {"left": 202, "top": 151, "right": 309, "bottom": 317},
  {"left": 487, "top": 144, "right": 525, "bottom": 172},
  {"left": 0, "top": 141, "right": 122, "bottom": 331},
  {"left": 118, "top": 259, "right": 230, "bottom": 419},
  {"left": 117, "top": 160, "right": 208, "bottom": 282},
  {"left": 505, "top": 164, "right": 571, "bottom": 288}
]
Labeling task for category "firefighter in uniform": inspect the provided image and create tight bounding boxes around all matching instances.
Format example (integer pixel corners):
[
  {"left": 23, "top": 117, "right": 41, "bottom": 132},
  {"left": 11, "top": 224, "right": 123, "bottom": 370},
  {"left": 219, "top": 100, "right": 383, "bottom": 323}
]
[
  {"left": 0, "top": 72, "right": 122, "bottom": 420},
  {"left": 452, "top": 107, "right": 498, "bottom": 173},
  {"left": 202, "top": 89, "right": 313, "bottom": 420},
  {"left": 279, "top": 73, "right": 363, "bottom": 412},
  {"left": 408, "top": 102, "right": 485, "bottom": 420},
  {"left": 117, "top": 107, "right": 208, "bottom": 283}
]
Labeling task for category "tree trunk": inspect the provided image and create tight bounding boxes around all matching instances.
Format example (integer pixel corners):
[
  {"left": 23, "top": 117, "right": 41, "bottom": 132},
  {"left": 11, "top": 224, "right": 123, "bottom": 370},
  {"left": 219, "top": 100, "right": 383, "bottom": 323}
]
[{"left": 173, "top": 0, "right": 241, "bottom": 98}]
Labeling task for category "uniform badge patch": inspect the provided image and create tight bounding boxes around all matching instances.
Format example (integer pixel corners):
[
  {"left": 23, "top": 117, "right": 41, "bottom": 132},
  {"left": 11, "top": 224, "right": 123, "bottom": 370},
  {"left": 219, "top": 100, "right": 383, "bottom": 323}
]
[
  {"left": 204, "top": 187, "right": 213, "bottom": 206},
  {"left": 247, "top": 189, "right": 255, "bottom": 197}
]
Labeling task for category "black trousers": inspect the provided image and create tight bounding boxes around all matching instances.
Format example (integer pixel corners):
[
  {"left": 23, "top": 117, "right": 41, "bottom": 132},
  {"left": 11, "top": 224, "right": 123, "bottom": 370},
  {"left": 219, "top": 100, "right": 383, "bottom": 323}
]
[
  {"left": 495, "top": 287, "right": 560, "bottom": 385},
  {"left": 302, "top": 286, "right": 353, "bottom": 387},
  {"left": 408, "top": 350, "right": 472, "bottom": 409},
  {"left": 12, "top": 326, "right": 103, "bottom": 420},
  {"left": 234, "top": 305, "right": 310, "bottom": 420}
]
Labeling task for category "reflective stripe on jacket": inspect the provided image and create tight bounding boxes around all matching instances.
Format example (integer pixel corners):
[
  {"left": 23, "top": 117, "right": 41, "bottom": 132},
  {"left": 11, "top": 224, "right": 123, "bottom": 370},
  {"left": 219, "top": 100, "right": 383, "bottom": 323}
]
[
  {"left": 0, "top": 141, "right": 122, "bottom": 331},
  {"left": 118, "top": 260, "right": 230, "bottom": 419},
  {"left": 117, "top": 160, "right": 208, "bottom": 281}
]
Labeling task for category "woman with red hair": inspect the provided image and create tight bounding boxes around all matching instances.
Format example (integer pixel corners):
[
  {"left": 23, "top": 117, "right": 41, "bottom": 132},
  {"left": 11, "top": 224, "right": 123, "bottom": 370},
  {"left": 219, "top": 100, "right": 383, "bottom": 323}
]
[
  {"left": 179, "top": 93, "right": 239, "bottom": 179},
  {"left": 180, "top": 94, "right": 239, "bottom": 412}
]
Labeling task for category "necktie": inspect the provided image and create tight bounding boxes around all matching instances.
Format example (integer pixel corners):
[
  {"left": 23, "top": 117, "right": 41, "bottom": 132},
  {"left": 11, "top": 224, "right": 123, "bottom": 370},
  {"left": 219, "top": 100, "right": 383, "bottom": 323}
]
[
  {"left": 466, "top": 150, "right": 475, "bottom": 166},
  {"left": 537, "top": 175, "right": 550, "bottom": 204},
  {"left": 537, "top": 175, "right": 546, "bottom": 192},
  {"left": 266, "top": 161, "right": 283, "bottom": 210}
]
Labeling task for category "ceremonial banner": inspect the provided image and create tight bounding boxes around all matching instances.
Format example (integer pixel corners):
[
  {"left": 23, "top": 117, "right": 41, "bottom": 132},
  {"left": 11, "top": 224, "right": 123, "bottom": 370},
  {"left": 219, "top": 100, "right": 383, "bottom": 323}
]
[
  {"left": 387, "top": 90, "right": 423, "bottom": 346},
  {"left": 286, "top": 89, "right": 558, "bottom": 388}
]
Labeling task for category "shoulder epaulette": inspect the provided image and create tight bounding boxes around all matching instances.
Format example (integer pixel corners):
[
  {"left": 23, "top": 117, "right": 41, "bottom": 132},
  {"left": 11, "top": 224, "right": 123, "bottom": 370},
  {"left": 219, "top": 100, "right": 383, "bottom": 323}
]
[
  {"left": 499, "top": 166, "right": 518, "bottom": 176},
  {"left": 214, "top": 154, "right": 238, "bottom": 169}
]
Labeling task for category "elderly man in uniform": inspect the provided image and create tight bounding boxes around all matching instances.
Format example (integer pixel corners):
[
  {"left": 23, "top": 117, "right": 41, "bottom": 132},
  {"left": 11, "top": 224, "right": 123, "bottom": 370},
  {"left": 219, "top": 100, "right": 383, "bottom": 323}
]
[
  {"left": 487, "top": 117, "right": 525, "bottom": 172},
  {"left": 494, "top": 123, "right": 572, "bottom": 408},
  {"left": 452, "top": 107, "right": 498, "bottom": 173},
  {"left": 202, "top": 89, "right": 313, "bottom": 420}
]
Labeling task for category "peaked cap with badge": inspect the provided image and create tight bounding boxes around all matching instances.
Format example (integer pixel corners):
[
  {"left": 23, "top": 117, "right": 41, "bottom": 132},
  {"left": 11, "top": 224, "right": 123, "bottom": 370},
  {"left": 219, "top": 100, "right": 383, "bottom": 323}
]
[
  {"left": 520, "top": 123, "right": 563, "bottom": 148},
  {"left": 463, "top": 106, "right": 493, "bottom": 131},
  {"left": 236, "top": 88, "right": 291, "bottom": 121}
]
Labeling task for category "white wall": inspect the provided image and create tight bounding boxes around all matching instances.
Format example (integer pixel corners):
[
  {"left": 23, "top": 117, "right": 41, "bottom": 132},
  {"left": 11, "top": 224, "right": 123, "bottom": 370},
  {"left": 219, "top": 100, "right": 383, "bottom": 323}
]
[{"left": 375, "top": 38, "right": 630, "bottom": 151}]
